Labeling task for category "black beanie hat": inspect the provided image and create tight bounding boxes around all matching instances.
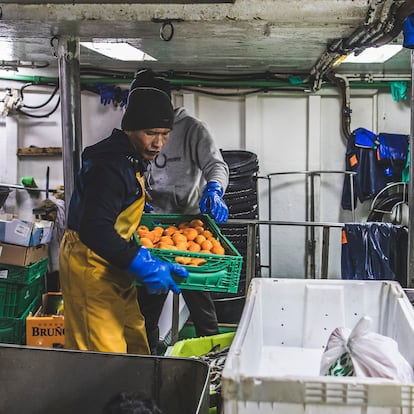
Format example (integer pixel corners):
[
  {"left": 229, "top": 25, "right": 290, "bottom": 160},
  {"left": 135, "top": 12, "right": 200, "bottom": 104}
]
[
  {"left": 132, "top": 68, "right": 172, "bottom": 98},
  {"left": 121, "top": 87, "right": 174, "bottom": 131}
]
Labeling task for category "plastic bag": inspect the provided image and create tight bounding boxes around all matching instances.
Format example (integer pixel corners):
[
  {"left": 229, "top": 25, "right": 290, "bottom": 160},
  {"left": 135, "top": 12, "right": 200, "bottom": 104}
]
[{"left": 320, "top": 316, "right": 414, "bottom": 383}]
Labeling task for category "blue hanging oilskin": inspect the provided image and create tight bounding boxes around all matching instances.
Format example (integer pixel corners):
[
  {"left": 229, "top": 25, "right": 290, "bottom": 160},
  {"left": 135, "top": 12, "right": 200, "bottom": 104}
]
[
  {"left": 341, "top": 224, "right": 368, "bottom": 280},
  {"left": 377, "top": 133, "right": 409, "bottom": 181},
  {"left": 341, "top": 129, "right": 387, "bottom": 210},
  {"left": 341, "top": 223, "right": 408, "bottom": 286},
  {"left": 403, "top": 13, "right": 414, "bottom": 49},
  {"left": 354, "top": 127, "right": 378, "bottom": 149}
]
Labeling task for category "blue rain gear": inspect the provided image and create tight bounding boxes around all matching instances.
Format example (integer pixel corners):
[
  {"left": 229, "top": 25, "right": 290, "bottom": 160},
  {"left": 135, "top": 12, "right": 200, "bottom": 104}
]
[
  {"left": 403, "top": 14, "right": 414, "bottom": 49},
  {"left": 341, "top": 223, "right": 408, "bottom": 286},
  {"left": 377, "top": 133, "right": 409, "bottom": 180},
  {"left": 341, "top": 130, "right": 387, "bottom": 210}
]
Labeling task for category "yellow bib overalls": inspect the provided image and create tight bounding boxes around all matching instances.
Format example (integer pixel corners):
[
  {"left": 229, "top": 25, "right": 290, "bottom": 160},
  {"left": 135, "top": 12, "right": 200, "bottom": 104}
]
[{"left": 59, "top": 174, "right": 150, "bottom": 354}]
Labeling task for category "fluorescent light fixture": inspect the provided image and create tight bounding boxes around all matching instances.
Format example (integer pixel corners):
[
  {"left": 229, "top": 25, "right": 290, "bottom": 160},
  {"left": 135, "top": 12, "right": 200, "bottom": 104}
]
[
  {"left": 343, "top": 44, "right": 402, "bottom": 63},
  {"left": 80, "top": 42, "right": 156, "bottom": 61}
]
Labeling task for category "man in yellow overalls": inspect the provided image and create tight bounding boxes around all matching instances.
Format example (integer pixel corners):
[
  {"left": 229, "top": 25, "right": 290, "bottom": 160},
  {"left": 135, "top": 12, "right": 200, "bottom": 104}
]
[{"left": 59, "top": 86, "right": 188, "bottom": 354}]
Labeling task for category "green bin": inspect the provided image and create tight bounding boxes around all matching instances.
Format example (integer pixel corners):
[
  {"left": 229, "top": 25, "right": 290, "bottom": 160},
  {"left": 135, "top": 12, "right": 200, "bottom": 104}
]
[
  {"left": 136, "top": 214, "right": 243, "bottom": 293},
  {"left": 0, "top": 274, "right": 45, "bottom": 317}
]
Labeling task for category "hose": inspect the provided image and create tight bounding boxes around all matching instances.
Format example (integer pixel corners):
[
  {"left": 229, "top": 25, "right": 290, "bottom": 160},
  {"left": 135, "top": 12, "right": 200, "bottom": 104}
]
[{"left": 367, "top": 192, "right": 408, "bottom": 222}]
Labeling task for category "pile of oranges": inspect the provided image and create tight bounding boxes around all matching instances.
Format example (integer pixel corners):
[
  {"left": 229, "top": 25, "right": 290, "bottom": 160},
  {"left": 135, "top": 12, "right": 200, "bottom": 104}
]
[{"left": 136, "top": 218, "right": 226, "bottom": 256}]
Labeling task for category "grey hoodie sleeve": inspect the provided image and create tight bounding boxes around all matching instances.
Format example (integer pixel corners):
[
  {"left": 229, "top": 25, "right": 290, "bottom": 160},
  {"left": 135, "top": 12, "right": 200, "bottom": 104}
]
[{"left": 190, "top": 119, "right": 229, "bottom": 192}]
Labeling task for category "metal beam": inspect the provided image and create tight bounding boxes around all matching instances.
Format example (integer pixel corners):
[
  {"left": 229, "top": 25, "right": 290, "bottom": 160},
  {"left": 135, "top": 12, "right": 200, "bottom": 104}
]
[
  {"left": 408, "top": 49, "right": 414, "bottom": 288},
  {"left": 57, "top": 36, "right": 83, "bottom": 217},
  {"left": 7, "top": 0, "right": 234, "bottom": 3}
]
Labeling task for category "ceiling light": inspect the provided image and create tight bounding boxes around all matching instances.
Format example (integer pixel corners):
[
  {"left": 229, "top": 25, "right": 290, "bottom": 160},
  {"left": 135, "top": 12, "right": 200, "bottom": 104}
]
[
  {"left": 80, "top": 42, "right": 156, "bottom": 61},
  {"left": 343, "top": 44, "right": 402, "bottom": 63}
]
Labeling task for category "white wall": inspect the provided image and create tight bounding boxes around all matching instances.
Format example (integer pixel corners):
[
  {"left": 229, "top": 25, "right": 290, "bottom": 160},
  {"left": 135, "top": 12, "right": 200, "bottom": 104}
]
[{"left": 0, "top": 77, "right": 410, "bottom": 279}]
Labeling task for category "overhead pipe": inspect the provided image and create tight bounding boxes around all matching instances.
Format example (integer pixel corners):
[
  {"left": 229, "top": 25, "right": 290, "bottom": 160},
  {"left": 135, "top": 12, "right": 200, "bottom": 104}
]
[
  {"left": 311, "top": 0, "right": 414, "bottom": 91},
  {"left": 332, "top": 73, "right": 352, "bottom": 140}
]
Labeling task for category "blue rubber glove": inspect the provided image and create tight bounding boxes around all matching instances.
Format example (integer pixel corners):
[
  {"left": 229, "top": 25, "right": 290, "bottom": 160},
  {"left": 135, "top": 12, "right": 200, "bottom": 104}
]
[
  {"left": 199, "top": 181, "right": 229, "bottom": 224},
  {"left": 144, "top": 202, "right": 154, "bottom": 213},
  {"left": 128, "top": 247, "right": 188, "bottom": 294},
  {"left": 95, "top": 83, "right": 115, "bottom": 105}
]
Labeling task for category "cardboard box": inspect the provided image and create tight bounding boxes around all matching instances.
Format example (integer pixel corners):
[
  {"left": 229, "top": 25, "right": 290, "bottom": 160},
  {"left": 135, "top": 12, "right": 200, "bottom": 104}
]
[
  {"left": 0, "top": 218, "right": 53, "bottom": 247},
  {"left": 26, "top": 292, "right": 64, "bottom": 348},
  {"left": 0, "top": 242, "right": 48, "bottom": 267}
]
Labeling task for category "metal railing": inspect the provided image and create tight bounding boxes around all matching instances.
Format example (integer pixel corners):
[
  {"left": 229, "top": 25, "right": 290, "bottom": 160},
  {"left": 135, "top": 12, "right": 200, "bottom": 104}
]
[
  {"left": 257, "top": 170, "right": 356, "bottom": 279},
  {"left": 225, "top": 219, "right": 345, "bottom": 288}
]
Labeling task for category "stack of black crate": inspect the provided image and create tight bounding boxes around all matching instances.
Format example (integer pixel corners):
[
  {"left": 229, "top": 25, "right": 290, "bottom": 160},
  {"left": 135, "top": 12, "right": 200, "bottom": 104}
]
[{"left": 213, "top": 150, "right": 260, "bottom": 323}]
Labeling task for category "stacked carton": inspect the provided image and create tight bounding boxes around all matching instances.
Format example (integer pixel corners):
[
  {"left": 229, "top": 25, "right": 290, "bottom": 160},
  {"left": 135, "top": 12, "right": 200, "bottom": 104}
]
[{"left": 0, "top": 215, "right": 52, "bottom": 345}]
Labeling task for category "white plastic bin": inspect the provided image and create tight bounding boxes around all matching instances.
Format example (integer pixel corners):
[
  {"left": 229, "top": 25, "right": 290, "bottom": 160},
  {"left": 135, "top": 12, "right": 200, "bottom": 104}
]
[{"left": 222, "top": 278, "right": 414, "bottom": 413}]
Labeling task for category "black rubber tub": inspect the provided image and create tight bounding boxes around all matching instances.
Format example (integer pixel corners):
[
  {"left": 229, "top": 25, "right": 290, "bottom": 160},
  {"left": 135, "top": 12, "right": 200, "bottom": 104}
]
[{"left": 0, "top": 344, "right": 210, "bottom": 414}]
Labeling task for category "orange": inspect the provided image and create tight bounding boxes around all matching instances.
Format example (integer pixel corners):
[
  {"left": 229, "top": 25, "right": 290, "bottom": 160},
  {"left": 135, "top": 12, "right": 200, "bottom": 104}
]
[
  {"left": 178, "top": 221, "right": 189, "bottom": 229},
  {"left": 189, "top": 258, "right": 206, "bottom": 266},
  {"left": 137, "top": 228, "right": 149, "bottom": 238},
  {"left": 189, "top": 219, "right": 204, "bottom": 228},
  {"left": 158, "top": 242, "right": 176, "bottom": 250},
  {"left": 140, "top": 237, "right": 154, "bottom": 248},
  {"left": 211, "top": 245, "right": 225, "bottom": 255},
  {"left": 172, "top": 233, "right": 187, "bottom": 244},
  {"left": 175, "top": 241, "right": 188, "bottom": 251},
  {"left": 194, "top": 226, "right": 205, "bottom": 234},
  {"left": 187, "top": 241, "right": 201, "bottom": 252},
  {"left": 139, "top": 231, "right": 155, "bottom": 243},
  {"left": 201, "top": 230, "right": 213, "bottom": 238},
  {"left": 150, "top": 230, "right": 161, "bottom": 243},
  {"left": 208, "top": 236, "right": 220, "bottom": 247},
  {"left": 159, "top": 236, "right": 174, "bottom": 245},
  {"left": 163, "top": 226, "right": 178, "bottom": 236},
  {"left": 195, "top": 235, "right": 206, "bottom": 245},
  {"left": 137, "top": 225, "right": 149, "bottom": 233},
  {"left": 200, "top": 249, "right": 211, "bottom": 254},
  {"left": 153, "top": 226, "right": 164, "bottom": 236},
  {"left": 183, "top": 227, "right": 198, "bottom": 241},
  {"left": 175, "top": 256, "right": 192, "bottom": 265},
  {"left": 201, "top": 239, "right": 213, "bottom": 251}
]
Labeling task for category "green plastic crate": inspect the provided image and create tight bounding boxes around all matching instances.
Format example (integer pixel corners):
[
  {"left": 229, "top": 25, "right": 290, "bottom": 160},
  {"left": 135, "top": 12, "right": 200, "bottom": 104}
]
[
  {"left": 136, "top": 214, "right": 243, "bottom": 293},
  {"left": 0, "top": 257, "right": 48, "bottom": 284},
  {"left": 169, "top": 332, "right": 235, "bottom": 358},
  {"left": 0, "top": 296, "right": 41, "bottom": 345},
  {"left": 168, "top": 332, "right": 235, "bottom": 412},
  {"left": 0, "top": 275, "right": 45, "bottom": 318}
]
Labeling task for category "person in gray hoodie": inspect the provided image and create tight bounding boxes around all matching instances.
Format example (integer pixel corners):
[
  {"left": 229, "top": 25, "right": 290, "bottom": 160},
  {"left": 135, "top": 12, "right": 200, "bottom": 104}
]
[{"left": 134, "top": 69, "right": 229, "bottom": 354}]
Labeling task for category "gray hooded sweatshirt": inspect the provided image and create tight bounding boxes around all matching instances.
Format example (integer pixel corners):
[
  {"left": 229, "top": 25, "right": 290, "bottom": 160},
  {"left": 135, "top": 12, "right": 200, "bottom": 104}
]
[{"left": 147, "top": 107, "right": 229, "bottom": 214}]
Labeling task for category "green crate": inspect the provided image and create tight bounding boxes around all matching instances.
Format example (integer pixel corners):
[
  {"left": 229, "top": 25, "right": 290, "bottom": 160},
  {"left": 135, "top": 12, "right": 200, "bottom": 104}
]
[
  {"left": 168, "top": 332, "right": 235, "bottom": 412},
  {"left": 0, "top": 296, "right": 41, "bottom": 345},
  {"left": 136, "top": 214, "right": 243, "bottom": 293},
  {"left": 0, "top": 275, "right": 45, "bottom": 318},
  {"left": 169, "top": 332, "right": 235, "bottom": 358},
  {"left": 0, "top": 257, "right": 48, "bottom": 285}
]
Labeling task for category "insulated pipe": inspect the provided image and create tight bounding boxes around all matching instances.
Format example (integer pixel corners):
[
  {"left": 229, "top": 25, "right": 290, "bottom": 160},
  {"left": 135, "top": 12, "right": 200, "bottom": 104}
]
[
  {"left": 0, "top": 72, "right": 410, "bottom": 90},
  {"left": 333, "top": 74, "right": 351, "bottom": 140},
  {"left": 408, "top": 49, "right": 414, "bottom": 288},
  {"left": 57, "top": 36, "right": 83, "bottom": 217}
]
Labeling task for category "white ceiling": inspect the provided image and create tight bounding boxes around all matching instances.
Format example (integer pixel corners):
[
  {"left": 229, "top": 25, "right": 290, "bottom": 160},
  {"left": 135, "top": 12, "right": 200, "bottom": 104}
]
[{"left": 0, "top": 0, "right": 413, "bottom": 90}]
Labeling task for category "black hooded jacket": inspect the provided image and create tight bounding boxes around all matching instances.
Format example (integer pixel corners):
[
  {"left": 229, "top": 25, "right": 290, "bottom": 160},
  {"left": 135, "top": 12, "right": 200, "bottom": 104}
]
[{"left": 67, "top": 128, "right": 148, "bottom": 269}]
